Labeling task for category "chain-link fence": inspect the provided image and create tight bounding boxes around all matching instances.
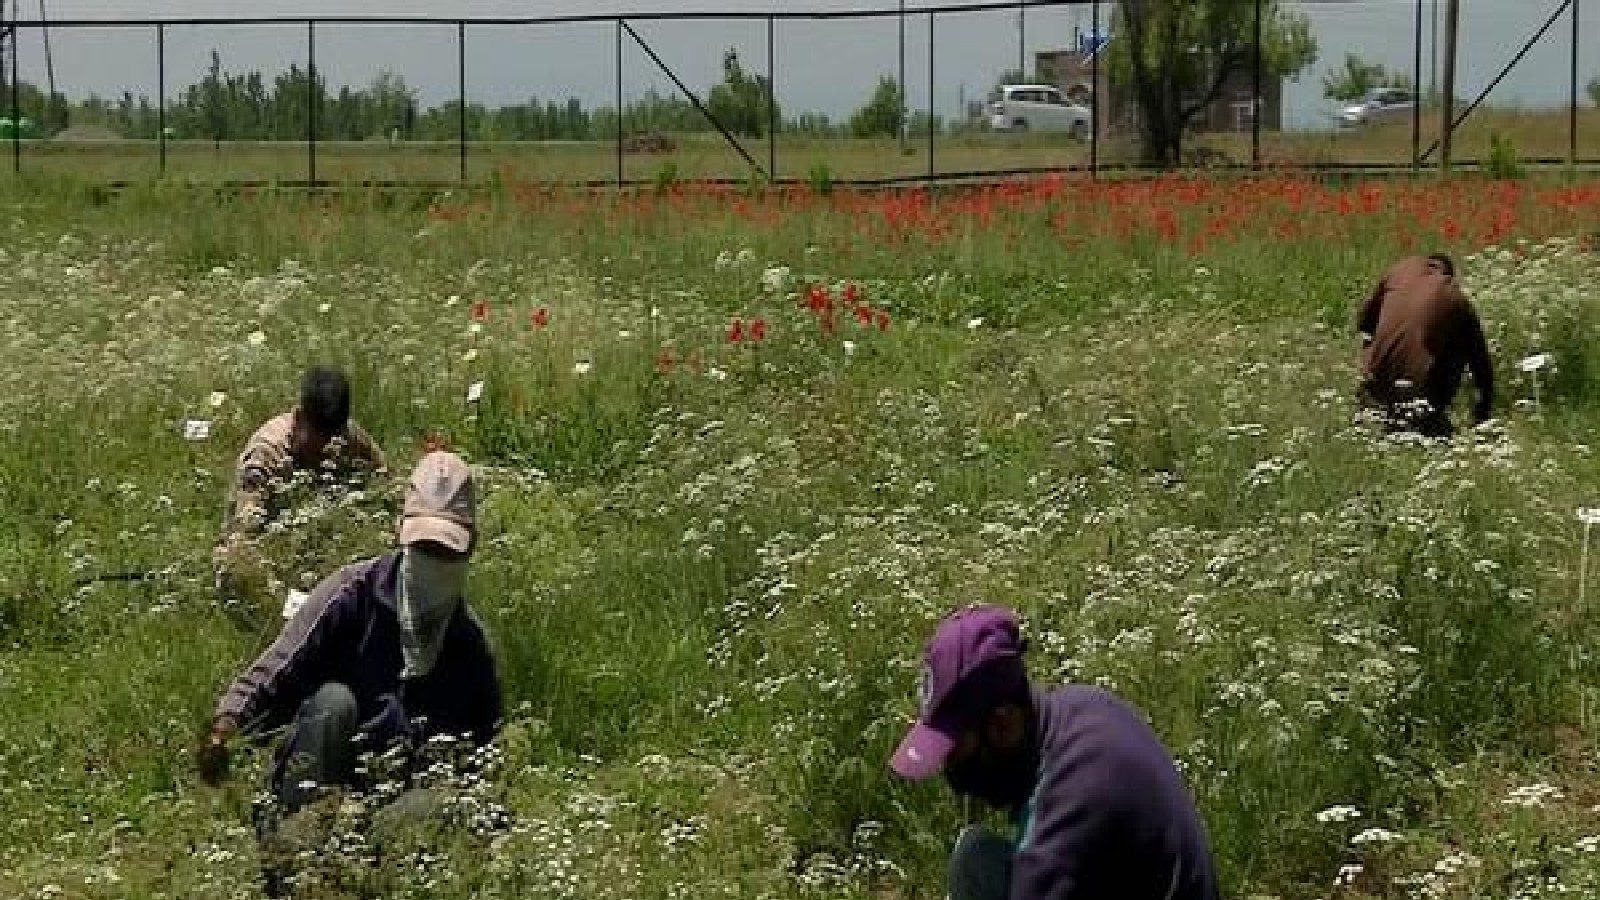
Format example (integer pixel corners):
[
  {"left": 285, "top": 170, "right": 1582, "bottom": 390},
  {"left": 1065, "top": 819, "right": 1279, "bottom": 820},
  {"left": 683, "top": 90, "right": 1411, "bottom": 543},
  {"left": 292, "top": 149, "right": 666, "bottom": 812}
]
[{"left": 0, "top": 0, "right": 1593, "bottom": 185}]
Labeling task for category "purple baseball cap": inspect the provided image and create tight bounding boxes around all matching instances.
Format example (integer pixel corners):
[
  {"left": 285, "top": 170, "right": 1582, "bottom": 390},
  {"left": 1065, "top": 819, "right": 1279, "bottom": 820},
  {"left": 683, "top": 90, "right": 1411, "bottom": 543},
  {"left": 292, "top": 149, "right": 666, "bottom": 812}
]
[{"left": 890, "top": 604, "right": 1029, "bottom": 780}]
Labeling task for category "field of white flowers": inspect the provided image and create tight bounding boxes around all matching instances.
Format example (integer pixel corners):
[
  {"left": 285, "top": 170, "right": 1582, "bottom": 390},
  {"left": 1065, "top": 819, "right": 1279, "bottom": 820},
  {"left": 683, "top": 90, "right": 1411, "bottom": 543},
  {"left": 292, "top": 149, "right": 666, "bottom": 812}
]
[{"left": 2, "top": 179, "right": 1600, "bottom": 899}]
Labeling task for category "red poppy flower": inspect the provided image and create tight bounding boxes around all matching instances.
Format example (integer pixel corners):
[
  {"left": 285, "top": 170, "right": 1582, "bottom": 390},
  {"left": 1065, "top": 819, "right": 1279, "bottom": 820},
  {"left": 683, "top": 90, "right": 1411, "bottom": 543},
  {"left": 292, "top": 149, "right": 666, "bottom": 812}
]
[
  {"left": 875, "top": 310, "right": 891, "bottom": 332},
  {"left": 532, "top": 307, "right": 550, "bottom": 330},
  {"left": 655, "top": 348, "right": 676, "bottom": 375},
  {"left": 750, "top": 317, "right": 768, "bottom": 343},
  {"left": 470, "top": 300, "right": 489, "bottom": 322},
  {"left": 854, "top": 304, "right": 873, "bottom": 326},
  {"left": 843, "top": 282, "right": 861, "bottom": 305},
  {"left": 728, "top": 317, "right": 746, "bottom": 344},
  {"left": 807, "top": 284, "right": 831, "bottom": 314}
]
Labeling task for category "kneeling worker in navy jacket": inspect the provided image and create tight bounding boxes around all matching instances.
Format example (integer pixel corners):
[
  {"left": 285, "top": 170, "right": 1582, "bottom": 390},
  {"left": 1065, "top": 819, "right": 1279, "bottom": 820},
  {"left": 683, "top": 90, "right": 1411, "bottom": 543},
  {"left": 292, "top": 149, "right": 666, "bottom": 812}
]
[
  {"left": 200, "top": 450, "right": 501, "bottom": 817},
  {"left": 891, "top": 605, "right": 1219, "bottom": 900}
]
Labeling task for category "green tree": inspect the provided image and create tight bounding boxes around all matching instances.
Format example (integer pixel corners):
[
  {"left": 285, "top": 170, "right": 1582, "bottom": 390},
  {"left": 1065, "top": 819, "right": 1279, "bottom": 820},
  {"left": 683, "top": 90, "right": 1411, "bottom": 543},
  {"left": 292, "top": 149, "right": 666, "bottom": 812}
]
[
  {"left": 849, "top": 76, "right": 904, "bottom": 139},
  {"left": 706, "top": 49, "right": 778, "bottom": 138},
  {"left": 1589, "top": 76, "right": 1600, "bottom": 107},
  {"left": 368, "top": 70, "right": 415, "bottom": 139},
  {"left": 1322, "top": 53, "right": 1411, "bottom": 102},
  {"left": 200, "top": 51, "right": 228, "bottom": 146},
  {"left": 1109, "top": 0, "right": 1318, "bottom": 167}
]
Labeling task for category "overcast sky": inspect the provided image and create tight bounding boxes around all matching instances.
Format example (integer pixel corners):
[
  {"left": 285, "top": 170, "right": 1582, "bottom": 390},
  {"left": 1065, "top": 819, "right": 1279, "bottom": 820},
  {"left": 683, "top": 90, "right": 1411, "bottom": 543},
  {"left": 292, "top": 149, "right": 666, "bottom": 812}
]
[{"left": 7, "top": 0, "right": 1598, "bottom": 130}]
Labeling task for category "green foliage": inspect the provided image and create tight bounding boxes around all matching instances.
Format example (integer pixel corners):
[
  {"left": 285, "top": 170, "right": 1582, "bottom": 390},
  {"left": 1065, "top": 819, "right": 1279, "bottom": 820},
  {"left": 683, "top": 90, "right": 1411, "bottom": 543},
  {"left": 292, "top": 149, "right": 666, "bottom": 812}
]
[
  {"left": 849, "top": 76, "right": 905, "bottom": 139},
  {"left": 806, "top": 160, "right": 834, "bottom": 194},
  {"left": 906, "top": 110, "right": 946, "bottom": 140},
  {"left": 11, "top": 44, "right": 829, "bottom": 143},
  {"left": 3, "top": 182, "right": 1600, "bottom": 900},
  {"left": 741, "top": 166, "right": 769, "bottom": 198},
  {"left": 1323, "top": 53, "right": 1414, "bottom": 102},
  {"left": 1109, "top": 0, "right": 1319, "bottom": 165},
  {"left": 653, "top": 159, "right": 681, "bottom": 194},
  {"left": 705, "top": 49, "right": 780, "bottom": 139},
  {"left": 1487, "top": 131, "right": 1525, "bottom": 180}
]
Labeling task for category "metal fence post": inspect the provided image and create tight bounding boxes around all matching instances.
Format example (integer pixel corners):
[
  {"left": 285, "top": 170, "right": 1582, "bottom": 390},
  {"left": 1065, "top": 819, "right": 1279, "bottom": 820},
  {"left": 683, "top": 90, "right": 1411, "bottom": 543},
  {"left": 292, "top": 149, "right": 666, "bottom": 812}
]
[
  {"left": 767, "top": 15, "right": 776, "bottom": 180},
  {"left": 458, "top": 20, "right": 467, "bottom": 182},
  {"left": 1573, "top": 0, "right": 1581, "bottom": 169},
  {"left": 307, "top": 19, "right": 317, "bottom": 184},
  {"left": 898, "top": 0, "right": 906, "bottom": 153},
  {"left": 1017, "top": 1, "right": 1025, "bottom": 75},
  {"left": 1440, "top": 0, "right": 1458, "bottom": 173},
  {"left": 615, "top": 17, "right": 623, "bottom": 188},
  {"left": 927, "top": 10, "right": 934, "bottom": 179},
  {"left": 10, "top": 24, "right": 18, "bottom": 175},
  {"left": 157, "top": 23, "right": 166, "bottom": 176},
  {"left": 1251, "top": 0, "right": 1262, "bottom": 170},
  {"left": 1090, "top": 0, "right": 1100, "bottom": 179},
  {"left": 1412, "top": 0, "right": 1422, "bottom": 171}
]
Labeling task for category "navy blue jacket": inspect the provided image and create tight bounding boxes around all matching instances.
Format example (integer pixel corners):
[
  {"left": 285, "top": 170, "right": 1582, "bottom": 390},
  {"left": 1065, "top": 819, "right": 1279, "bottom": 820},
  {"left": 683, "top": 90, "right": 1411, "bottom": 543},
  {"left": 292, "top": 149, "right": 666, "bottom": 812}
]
[
  {"left": 1013, "top": 686, "right": 1219, "bottom": 900},
  {"left": 216, "top": 551, "right": 501, "bottom": 747}
]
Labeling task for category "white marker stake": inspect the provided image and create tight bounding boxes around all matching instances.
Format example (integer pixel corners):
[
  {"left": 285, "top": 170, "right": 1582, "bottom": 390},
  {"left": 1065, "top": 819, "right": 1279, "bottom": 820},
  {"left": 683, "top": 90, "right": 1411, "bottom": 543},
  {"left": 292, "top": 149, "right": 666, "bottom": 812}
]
[
  {"left": 467, "top": 381, "right": 485, "bottom": 404},
  {"left": 182, "top": 419, "right": 212, "bottom": 442},
  {"left": 1579, "top": 509, "right": 1600, "bottom": 617}
]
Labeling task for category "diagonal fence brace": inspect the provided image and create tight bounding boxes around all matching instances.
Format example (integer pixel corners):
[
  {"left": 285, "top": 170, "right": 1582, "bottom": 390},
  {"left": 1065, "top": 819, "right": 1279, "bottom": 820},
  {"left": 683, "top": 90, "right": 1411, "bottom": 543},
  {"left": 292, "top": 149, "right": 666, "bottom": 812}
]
[
  {"left": 1419, "top": 0, "right": 1572, "bottom": 165},
  {"left": 620, "top": 19, "right": 767, "bottom": 179}
]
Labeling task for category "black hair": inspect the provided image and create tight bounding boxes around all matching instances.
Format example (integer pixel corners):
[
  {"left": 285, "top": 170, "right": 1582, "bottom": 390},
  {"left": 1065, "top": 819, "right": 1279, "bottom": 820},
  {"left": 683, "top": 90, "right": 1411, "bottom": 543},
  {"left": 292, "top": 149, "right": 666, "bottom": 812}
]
[
  {"left": 298, "top": 366, "right": 352, "bottom": 434},
  {"left": 1426, "top": 253, "right": 1456, "bottom": 277}
]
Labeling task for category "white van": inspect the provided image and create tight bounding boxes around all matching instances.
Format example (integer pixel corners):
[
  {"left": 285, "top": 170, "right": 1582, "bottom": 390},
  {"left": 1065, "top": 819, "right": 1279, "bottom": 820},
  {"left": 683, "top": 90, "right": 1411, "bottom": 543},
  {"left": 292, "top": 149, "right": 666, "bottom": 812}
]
[{"left": 990, "top": 84, "right": 1093, "bottom": 138}]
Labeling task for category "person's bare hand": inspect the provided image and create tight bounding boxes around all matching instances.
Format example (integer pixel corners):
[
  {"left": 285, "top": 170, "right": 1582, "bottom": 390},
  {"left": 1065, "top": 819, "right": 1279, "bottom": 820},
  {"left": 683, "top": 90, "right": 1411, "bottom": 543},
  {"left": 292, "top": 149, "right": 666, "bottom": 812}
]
[{"left": 197, "top": 717, "right": 236, "bottom": 786}]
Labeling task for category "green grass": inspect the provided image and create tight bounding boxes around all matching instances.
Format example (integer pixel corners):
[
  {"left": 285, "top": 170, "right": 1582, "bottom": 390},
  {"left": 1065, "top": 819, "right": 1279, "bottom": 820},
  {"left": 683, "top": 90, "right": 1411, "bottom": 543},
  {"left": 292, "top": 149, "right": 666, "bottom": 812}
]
[
  {"left": 3, "top": 106, "right": 1596, "bottom": 184},
  {"left": 2, "top": 173, "right": 1600, "bottom": 899}
]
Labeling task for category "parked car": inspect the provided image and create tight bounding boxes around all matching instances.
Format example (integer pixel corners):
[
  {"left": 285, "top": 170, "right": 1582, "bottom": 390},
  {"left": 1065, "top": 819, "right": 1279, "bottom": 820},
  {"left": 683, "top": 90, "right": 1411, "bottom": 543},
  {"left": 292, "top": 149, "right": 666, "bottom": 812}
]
[
  {"left": 990, "top": 84, "right": 1093, "bottom": 139},
  {"left": 1339, "top": 87, "right": 1415, "bottom": 128}
]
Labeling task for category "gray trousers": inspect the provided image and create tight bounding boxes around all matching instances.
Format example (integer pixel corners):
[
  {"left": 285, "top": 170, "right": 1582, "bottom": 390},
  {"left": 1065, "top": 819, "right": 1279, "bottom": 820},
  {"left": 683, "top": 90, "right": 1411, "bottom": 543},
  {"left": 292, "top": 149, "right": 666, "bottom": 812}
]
[
  {"left": 259, "top": 683, "right": 443, "bottom": 898},
  {"left": 949, "top": 825, "right": 1015, "bottom": 900},
  {"left": 275, "top": 682, "right": 362, "bottom": 813}
]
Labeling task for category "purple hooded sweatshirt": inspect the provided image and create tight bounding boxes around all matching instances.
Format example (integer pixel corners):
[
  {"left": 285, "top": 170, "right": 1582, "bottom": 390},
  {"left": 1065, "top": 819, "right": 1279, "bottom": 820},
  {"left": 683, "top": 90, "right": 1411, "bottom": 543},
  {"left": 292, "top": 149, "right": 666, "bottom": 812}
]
[{"left": 1011, "top": 685, "right": 1219, "bottom": 900}]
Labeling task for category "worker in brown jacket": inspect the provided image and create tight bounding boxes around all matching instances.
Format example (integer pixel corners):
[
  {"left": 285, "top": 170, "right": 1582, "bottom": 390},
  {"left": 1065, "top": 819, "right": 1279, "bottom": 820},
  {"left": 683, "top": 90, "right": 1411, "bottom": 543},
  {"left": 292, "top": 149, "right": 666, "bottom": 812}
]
[
  {"left": 214, "top": 367, "right": 388, "bottom": 607},
  {"left": 1357, "top": 254, "right": 1494, "bottom": 437}
]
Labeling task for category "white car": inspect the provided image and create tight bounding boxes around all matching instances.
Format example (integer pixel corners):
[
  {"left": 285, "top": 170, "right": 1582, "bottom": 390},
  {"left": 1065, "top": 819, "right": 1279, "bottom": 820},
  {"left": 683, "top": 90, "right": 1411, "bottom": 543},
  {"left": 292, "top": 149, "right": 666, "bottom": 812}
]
[
  {"left": 1339, "top": 87, "right": 1415, "bottom": 128},
  {"left": 990, "top": 85, "right": 1093, "bottom": 139}
]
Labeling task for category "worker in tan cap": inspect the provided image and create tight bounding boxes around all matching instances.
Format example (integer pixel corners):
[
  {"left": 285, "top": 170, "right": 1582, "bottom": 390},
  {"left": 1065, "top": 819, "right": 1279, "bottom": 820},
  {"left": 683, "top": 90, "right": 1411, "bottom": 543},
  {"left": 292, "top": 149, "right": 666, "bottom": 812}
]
[
  {"left": 214, "top": 366, "right": 388, "bottom": 610},
  {"left": 199, "top": 451, "right": 501, "bottom": 831}
]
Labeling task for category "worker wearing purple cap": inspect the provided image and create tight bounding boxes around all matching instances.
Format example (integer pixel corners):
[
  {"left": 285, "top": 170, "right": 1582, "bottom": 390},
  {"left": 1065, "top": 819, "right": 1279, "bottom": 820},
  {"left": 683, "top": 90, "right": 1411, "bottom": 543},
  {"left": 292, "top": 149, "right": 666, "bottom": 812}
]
[{"left": 891, "top": 605, "right": 1218, "bottom": 900}]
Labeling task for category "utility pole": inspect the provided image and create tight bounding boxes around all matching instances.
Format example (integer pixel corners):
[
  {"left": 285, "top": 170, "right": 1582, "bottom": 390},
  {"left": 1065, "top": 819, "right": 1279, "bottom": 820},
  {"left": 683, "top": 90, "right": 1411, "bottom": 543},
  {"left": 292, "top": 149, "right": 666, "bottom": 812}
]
[{"left": 1439, "top": 0, "right": 1459, "bottom": 173}]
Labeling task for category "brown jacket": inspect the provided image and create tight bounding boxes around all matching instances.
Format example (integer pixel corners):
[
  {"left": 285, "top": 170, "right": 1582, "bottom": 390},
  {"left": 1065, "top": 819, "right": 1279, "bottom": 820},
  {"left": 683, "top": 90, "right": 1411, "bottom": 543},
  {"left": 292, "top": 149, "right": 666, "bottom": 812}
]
[{"left": 1358, "top": 257, "right": 1494, "bottom": 423}]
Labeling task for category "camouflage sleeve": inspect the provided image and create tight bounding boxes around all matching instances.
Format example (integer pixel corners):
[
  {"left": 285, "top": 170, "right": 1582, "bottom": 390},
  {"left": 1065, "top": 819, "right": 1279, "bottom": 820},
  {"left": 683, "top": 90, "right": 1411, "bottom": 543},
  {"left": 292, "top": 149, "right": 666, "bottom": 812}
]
[
  {"left": 348, "top": 423, "right": 388, "bottom": 473},
  {"left": 214, "top": 454, "right": 276, "bottom": 604},
  {"left": 227, "top": 451, "right": 276, "bottom": 536}
]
